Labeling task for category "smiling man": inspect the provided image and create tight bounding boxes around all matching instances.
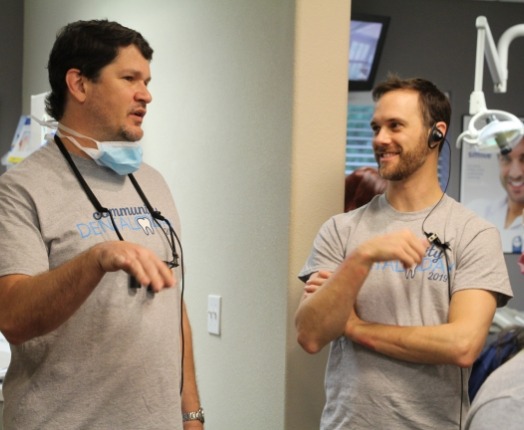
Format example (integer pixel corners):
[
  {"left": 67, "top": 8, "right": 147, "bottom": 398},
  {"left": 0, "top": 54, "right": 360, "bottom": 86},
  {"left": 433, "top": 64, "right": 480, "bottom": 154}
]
[
  {"left": 0, "top": 20, "right": 204, "bottom": 429},
  {"left": 500, "top": 138, "right": 524, "bottom": 227},
  {"left": 467, "top": 137, "right": 524, "bottom": 252},
  {"left": 295, "top": 76, "right": 513, "bottom": 430}
]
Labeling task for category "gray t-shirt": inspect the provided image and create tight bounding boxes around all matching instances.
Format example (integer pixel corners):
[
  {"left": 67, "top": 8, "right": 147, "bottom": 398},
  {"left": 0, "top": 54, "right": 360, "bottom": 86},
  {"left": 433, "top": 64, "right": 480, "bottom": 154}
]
[
  {"left": 299, "top": 194, "right": 513, "bottom": 430},
  {"left": 465, "top": 349, "right": 524, "bottom": 430},
  {"left": 0, "top": 141, "right": 183, "bottom": 429}
]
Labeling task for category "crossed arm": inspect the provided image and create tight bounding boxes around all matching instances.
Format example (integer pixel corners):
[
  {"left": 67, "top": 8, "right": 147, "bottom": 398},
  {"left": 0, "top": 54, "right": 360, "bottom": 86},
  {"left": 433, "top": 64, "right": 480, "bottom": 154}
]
[
  {"left": 295, "top": 229, "right": 498, "bottom": 367},
  {"left": 345, "top": 288, "right": 496, "bottom": 367}
]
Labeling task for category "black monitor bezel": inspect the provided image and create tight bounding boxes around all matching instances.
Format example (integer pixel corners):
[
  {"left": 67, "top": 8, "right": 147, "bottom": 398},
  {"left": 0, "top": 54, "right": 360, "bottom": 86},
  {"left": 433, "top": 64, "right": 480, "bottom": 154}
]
[{"left": 348, "top": 13, "right": 390, "bottom": 92}]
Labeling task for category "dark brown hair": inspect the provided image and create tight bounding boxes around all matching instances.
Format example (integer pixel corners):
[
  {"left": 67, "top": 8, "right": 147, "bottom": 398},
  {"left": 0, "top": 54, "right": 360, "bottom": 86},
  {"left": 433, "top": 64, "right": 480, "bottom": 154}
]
[
  {"left": 46, "top": 19, "right": 153, "bottom": 120},
  {"left": 372, "top": 74, "right": 451, "bottom": 151}
]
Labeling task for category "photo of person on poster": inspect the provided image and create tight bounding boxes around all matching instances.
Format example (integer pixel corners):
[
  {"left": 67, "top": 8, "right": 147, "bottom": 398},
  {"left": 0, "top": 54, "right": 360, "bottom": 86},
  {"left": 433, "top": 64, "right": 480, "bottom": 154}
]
[
  {"left": 466, "top": 136, "right": 524, "bottom": 253},
  {"left": 461, "top": 118, "right": 524, "bottom": 254}
]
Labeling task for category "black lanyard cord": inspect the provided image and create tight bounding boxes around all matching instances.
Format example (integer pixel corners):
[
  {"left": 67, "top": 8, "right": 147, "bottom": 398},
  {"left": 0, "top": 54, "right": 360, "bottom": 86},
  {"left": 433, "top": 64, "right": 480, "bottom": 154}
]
[
  {"left": 54, "top": 134, "right": 186, "bottom": 395},
  {"left": 129, "top": 173, "right": 180, "bottom": 267},
  {"left": 54, "top": 133, "right": 179, "bottom": 266},
  {"left": 54, "top": 134, "right": 181, "bottom": 266},
  {"left": 54, "top": 135, "right": 124, "bottom": 241}
]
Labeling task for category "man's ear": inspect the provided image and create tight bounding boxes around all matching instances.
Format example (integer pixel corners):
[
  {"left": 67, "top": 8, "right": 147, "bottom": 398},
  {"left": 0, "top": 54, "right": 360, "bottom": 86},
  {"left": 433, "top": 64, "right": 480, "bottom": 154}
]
[
  {"left": 65, "top": 68, "right": 87, "bottom": 103},
  {"left": 435, "top": 121, "right": 447, "bottom": 140}
]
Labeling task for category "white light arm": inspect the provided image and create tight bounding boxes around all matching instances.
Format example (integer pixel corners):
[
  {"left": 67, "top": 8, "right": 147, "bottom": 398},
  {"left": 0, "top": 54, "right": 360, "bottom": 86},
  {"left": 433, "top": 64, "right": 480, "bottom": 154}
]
[
  {"left": 474, "top": 17, "right": 500, "bottom": 96},
  {"left": 497, "top": 21, "right": 524, "bottom": 93},
  {"left": 458, "top": 17, "right": 524, "bottom": 153},
  {"left": 473, "top": 16, "right": 524, "bottom": 102},
  {"left": 469, "top": 17, "right": 501, "bottom": 115}
]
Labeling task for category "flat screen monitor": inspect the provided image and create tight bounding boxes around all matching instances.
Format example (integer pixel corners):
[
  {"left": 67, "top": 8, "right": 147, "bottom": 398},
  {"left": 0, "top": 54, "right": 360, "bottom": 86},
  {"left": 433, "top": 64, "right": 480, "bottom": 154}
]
[{"left": 348, "top": 13, "right": 390, "bottom": 92}]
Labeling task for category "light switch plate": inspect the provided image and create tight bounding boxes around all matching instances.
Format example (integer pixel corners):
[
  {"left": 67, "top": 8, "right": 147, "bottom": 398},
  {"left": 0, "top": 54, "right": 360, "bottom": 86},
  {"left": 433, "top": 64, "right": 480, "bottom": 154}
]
[{"left": 207, "top": 294, "right": 221, "bottom": 335}]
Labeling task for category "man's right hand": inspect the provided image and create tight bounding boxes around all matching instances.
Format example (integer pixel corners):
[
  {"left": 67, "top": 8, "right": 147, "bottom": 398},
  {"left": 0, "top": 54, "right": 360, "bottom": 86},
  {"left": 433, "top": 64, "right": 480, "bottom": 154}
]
[
  {"left": 303, "top": 270, "right": 332, "bottom": 300},
  {"left": 92, "top": 241, "right": 176, "bottom": 293},
  {"left": 355, "top": 229, "right": 429, "bottom": 270},
  {"left": 0, "top": 240, "right": 176, "bottom": 344}
]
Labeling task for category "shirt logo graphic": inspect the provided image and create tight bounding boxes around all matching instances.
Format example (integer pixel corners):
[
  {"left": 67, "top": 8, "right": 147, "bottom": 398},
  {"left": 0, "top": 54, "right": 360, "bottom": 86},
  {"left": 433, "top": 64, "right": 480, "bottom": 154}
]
[{"left": 76, "top": 206, "right": 163, "bottom": 239}]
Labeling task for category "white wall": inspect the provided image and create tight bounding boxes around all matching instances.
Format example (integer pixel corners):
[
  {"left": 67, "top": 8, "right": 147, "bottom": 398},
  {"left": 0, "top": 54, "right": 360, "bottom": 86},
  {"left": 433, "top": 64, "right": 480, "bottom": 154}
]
[{"left": 22, "top": 1, "right": 350, "bottom": 428}]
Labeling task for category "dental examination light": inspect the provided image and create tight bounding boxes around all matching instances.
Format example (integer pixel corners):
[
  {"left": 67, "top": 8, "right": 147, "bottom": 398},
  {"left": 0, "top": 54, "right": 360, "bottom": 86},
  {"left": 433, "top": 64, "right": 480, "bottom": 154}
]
[{"left": 456, "top": 16, "right": 524, "bottom": 154}]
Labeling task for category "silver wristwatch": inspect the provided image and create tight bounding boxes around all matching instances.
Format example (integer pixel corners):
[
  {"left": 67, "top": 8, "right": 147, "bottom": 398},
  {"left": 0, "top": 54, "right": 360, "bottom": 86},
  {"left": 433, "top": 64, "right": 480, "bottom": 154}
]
[{"left": 182, "top": 407, "right": 205, "bottom": 424}]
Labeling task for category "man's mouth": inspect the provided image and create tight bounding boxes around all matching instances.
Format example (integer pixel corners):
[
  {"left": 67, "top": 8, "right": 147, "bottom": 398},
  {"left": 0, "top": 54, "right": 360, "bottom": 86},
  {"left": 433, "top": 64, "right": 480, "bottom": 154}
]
[
  {"left": 507, "top": 178, "right": 524, "bottom": 190},
  {"left": 130, "top": 109, "right": 146, "bottom": 122},
  {"left": 376, "top": 150, "right": 400, "bottom": 163},
  {"left": 379, "top": 152, "right": 398, "bottom": 159}
]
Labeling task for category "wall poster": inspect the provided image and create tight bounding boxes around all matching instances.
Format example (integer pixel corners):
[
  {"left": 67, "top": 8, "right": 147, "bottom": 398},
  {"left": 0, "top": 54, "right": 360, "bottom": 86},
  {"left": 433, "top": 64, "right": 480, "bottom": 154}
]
[{"left": 459, "top": 115, "right": 524, "bottom": 254}]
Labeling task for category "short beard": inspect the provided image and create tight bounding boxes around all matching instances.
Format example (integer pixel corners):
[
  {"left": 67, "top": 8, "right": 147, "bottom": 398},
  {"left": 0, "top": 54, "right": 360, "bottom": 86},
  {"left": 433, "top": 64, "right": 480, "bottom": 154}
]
[
  {"left": 119, "top": 127, "right": 142, "bottom": 142},
  {"left": 377, "top": 136, "right": 430, "bottom": 181}
]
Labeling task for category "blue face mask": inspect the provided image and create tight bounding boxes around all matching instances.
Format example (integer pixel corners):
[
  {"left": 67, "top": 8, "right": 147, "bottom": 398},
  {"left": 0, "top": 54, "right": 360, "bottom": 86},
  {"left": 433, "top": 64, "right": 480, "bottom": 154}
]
[{"left": 56, "top": 124, "right": 143, "bottom": 175}]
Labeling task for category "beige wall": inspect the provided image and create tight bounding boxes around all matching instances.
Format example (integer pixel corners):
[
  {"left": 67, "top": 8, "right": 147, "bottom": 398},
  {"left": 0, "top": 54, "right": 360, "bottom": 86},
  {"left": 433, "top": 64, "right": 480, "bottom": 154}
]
[
  {"left": 286, "top": 1, "right": 349, "bottom": 427},
  {"left": 22, "top": 0, "right": 350, "bottom": 428}
]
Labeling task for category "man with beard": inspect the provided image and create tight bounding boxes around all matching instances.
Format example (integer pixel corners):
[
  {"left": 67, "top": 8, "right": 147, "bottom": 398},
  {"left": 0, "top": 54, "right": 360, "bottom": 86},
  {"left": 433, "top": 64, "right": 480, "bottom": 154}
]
[
  {"left": 467, "top": 136, "right": 524, "bottom": 253},
  {"left": 295, "top": 76, "right": 513, "bottom": 430}
]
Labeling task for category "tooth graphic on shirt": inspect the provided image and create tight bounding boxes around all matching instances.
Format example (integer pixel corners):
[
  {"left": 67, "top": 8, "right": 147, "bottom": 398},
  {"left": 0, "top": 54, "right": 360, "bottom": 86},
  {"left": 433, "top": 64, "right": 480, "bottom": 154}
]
[{"left": 137, "top": 217, "right": 155, "bottom": 235}]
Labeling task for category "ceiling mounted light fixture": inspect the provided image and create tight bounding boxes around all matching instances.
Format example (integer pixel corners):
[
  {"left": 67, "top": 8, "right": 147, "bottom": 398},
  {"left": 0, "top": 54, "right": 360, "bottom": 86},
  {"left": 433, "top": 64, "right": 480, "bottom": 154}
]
[{"left": 456, "top": 16, "right": 524, "bottom": 154}]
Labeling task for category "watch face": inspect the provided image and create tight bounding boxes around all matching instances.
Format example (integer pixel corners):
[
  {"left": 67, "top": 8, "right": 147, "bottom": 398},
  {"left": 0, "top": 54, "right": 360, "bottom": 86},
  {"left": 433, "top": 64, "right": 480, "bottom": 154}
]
[{"left": 197, "top": 409, "right": 205, "bottom": 423}]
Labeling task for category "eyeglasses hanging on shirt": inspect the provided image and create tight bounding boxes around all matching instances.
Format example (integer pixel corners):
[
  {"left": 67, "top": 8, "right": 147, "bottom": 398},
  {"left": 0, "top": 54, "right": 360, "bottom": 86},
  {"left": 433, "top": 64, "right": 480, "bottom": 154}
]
[{"left": 54, "top": 132, "right": 188, "bottom": 395}]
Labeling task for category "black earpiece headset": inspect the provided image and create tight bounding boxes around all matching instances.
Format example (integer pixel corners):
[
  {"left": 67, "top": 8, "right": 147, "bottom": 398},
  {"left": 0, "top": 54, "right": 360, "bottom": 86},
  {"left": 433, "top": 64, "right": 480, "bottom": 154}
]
[
  {"left": 423, "top": 123, "right": 450, "bottom": 253},
  {"left": 428, "top": 124, "right": 444, "bottom": 149}
]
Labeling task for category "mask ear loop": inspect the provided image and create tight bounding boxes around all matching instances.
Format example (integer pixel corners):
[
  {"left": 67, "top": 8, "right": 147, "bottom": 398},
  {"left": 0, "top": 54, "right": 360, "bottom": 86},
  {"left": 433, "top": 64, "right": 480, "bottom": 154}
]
[{"left": 57, "top": 131, "right": 100, "bottom": 161}]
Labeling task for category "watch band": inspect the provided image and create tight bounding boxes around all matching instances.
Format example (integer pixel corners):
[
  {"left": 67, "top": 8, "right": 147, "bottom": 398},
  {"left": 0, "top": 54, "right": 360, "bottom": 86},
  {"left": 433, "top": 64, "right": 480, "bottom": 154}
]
[{"left": 182, "top": 407, "right": 205, "bottom": 423}]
